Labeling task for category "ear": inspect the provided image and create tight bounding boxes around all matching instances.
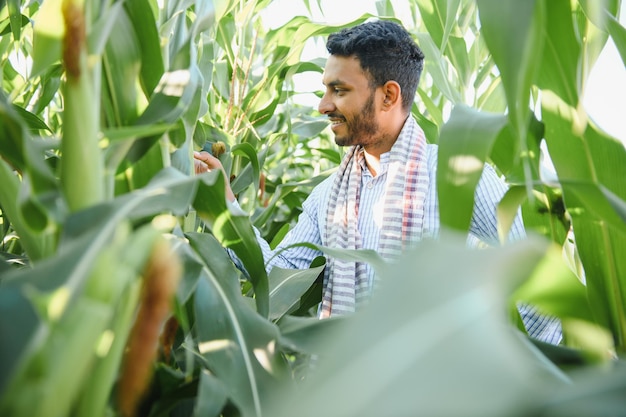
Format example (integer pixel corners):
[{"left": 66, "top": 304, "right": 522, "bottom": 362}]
[{"left": 381, "top": 81, "right": 402, "bottom": 110}]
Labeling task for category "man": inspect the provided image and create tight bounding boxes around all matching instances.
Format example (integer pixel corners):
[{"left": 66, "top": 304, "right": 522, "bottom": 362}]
[{"left": 195, "top": 20, "right": 561, "bottom": 344}]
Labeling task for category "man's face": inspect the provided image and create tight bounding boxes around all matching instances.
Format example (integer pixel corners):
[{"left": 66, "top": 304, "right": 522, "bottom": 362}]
[{"left": 319, "top": 55, "right": 383, "bottom": 147}]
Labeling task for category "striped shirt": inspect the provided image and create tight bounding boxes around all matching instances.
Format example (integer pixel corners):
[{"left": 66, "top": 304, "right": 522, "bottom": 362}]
[
  {"left": 241, "top": 143, "right": 561, "bottom": 344},
  {"left": 260, "top": 144, "right": 517, "bottom": 269}
]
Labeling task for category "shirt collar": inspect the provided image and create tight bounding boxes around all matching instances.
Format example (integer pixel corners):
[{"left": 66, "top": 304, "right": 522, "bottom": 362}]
[{"left": 357, "top": 146, "right": 391, "bottom": 177}]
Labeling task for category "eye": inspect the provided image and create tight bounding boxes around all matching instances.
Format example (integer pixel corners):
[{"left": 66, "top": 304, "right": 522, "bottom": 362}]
[{"left": 333, "top": 88, "right": 346, "bottom": 96}]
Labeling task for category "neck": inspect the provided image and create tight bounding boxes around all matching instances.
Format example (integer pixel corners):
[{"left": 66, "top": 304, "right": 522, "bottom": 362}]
[
  {"left": 362, "top": 113, "right": 410, "bottom": 176},
  {"left": 363, "top": 149, "right": 381, "bottom": 177}
]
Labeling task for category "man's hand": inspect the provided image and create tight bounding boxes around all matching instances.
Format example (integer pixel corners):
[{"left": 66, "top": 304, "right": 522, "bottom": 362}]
[{"left": 193, "top": 151, "right": 236, "bottom": 202}]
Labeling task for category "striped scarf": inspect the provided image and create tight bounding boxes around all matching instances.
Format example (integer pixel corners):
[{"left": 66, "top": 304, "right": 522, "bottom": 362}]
[{"left": 320, "top": 116, "right": 429, "bottom": 318}]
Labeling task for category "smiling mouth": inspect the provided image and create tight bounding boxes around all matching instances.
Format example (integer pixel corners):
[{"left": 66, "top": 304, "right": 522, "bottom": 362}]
[
  {"left": 329, "top": 120, "right": 345, "bottom": 132},
  {"left": 329, "top": 117, "right": 346, "bottom": 126}
]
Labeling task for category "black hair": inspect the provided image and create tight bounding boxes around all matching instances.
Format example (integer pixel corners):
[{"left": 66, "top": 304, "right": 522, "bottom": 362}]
[{"left": 325, "top": 20, "right": 425, "bottom": 111}]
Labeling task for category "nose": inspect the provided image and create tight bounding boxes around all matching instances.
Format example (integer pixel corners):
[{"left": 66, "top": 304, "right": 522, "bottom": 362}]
[{"left": 318, "top": 90, "right": 335, "bottom": 115}]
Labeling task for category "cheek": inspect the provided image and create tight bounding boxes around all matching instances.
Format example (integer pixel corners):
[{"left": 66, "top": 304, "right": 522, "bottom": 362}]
[{"left": 339, "top": 101, "right": 357, "bottom": 118}]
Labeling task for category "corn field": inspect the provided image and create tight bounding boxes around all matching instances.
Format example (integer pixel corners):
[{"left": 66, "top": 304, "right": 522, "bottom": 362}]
[{"left": 1, "top": 0, "right": 626, "bottom": 416}]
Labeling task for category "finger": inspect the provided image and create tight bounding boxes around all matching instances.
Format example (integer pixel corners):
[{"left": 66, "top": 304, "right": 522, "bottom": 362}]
[
  {"left": 194, "top": 159, "right": 208, "bottom": 174},
  {"left": 193, "top": 151, "right": 211, "bottom": 162},
  {"left": 196, "top": 151, "right": 224, "bottom": 170},
  {"left": 193, "top": 150, "right": 217, "bottom": 165}
]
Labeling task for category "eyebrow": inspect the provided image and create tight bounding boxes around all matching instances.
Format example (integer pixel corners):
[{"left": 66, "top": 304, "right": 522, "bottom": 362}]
[{"left": 323, "top": 79, "right": 346, "bottom": 87}]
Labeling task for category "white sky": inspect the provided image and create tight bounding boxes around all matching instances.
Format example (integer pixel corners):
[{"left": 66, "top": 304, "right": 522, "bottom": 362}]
[{"left": 261, "top": 0, "right": 626, "bottom": 145}]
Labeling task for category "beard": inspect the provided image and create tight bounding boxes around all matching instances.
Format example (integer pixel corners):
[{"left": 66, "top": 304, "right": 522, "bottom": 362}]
[{"left": 332, "top": 91, "right": 380, "bottom": 147}]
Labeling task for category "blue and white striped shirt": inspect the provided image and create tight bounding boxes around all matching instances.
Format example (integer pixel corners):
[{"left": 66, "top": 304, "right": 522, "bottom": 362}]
[
  {"left": 259, "top": 144, "right": 519, "bottom": 269},
  {"left": 240, "top": 143, "right": 561, "bottom": 344}
]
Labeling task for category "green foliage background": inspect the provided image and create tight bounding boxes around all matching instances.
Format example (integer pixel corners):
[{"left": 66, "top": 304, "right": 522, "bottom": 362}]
[{"left": 1, "top": 0, "right": 626, "bottom": 416}]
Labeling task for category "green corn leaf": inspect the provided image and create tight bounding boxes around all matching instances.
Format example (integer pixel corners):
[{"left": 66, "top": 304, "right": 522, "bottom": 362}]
[
  {"left": 7, "top": 0, "right": 21, "bottom": 41},
  {"left": 437, "top": 104, "right": 508, "bottom": 232},
  {"left": 415, "top": 32, "right": 462, "bottom": 104},
  {"left": 230, "top": 142, "right": 261, "bottom": 195},
  {"left": 101, "top": 6, "right": 141, "bottom": 127},
  {"left": 269, "top": 234, "right": 566, "bottom": 417},
  {"left": 214, "top": 0, "right": 236, "bottom": 23},
  {"left": 87, "top": 1, "right": 125, "bottom": 55},
  {"left": 542, "top": 89, "right": 626, "bottom": 351},
  {"left": 125, "top": 65, "right": 202, "bottom": 164},
  {"left": 476, "top": 75, "right": 506, "bottom": 113},
  {"left": 11, "top": 104, "right": 51, "bottom": 132},
  {"left": 0, "top": 94, "right": 61, "bottom": 255},
  {"left": 446, "top": 35, "right": 471, "bottom": 89},
  {"left": 268, "top": 262, "right": 325, "bottom": 320},
  {"left": 513, "top": 243, "right": 593, "bottom": 322},
  {"left": 577, "top": 0, "right": 620, "bottom": 80},
  {"left": 31, "top": 0, "right": 63, "bottom": 78},
  {"left": 520, "top": 185, "right": 570, "bottom": 245},
  {"left": 103, "top": 123, "right": 174, "bottom": 179},
  {"left": 416, "top": 88, "right": 444, "bottom": 127},
  {"left": 497, "top": 185, "right": 528, "bottom": 243},
  {"left": 103, "top": 124, "right": 175, "bottom": 143},
  {"left": 121, "top": 136, "right": 168, "bottom": 191},
  {"left": 477, "top": 0, "right": 543, "bottom": 130},
  {"left": 124, "top": 0, "right": 165, "bottom": 95},
  {"left": 489, "top": 113, "right": 543, "bottom": 184},
  {"left": 276, "top": 314, "right": 344, "bottom": 354},
  {"left": 193, "top": 170, "right": 270, "bottom": 317},
  {"left": 252, "top": 174, "right": 329, "bottom": 229},
  {"left": 0, "top": 13, "right": 27, "bottom": 36},
  {"left": 0, "top": 92, "right": 28, "bottom": 170},
  {"left": 30, "top": 64, "right": 63, "bottom": 115},
  {"left": 606, "top": 11, "right": 626, "bottom": 66},
  {"left": 536, "top": 0, "right": 581, "bottom": 107},
  {"left": 560, "top": 181, "right": 626, "bottom": 235},
  {"left": 195, "top": 371, "right": 230, "bottom": 417},
  {"left": 190, "top": 231, "right": 284, "bottom": 417},
  {"left": 476, "top": 0, "right": 544, "bottom": 198},
  {"left": 416, "top": 0, "right": 461, "bottom": 50},
  {"left": 290, "top": 116, "right": 331, "bottom": 139},
  {"left": 413, "top": 111, "right": 440, "bottom": 144}
]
